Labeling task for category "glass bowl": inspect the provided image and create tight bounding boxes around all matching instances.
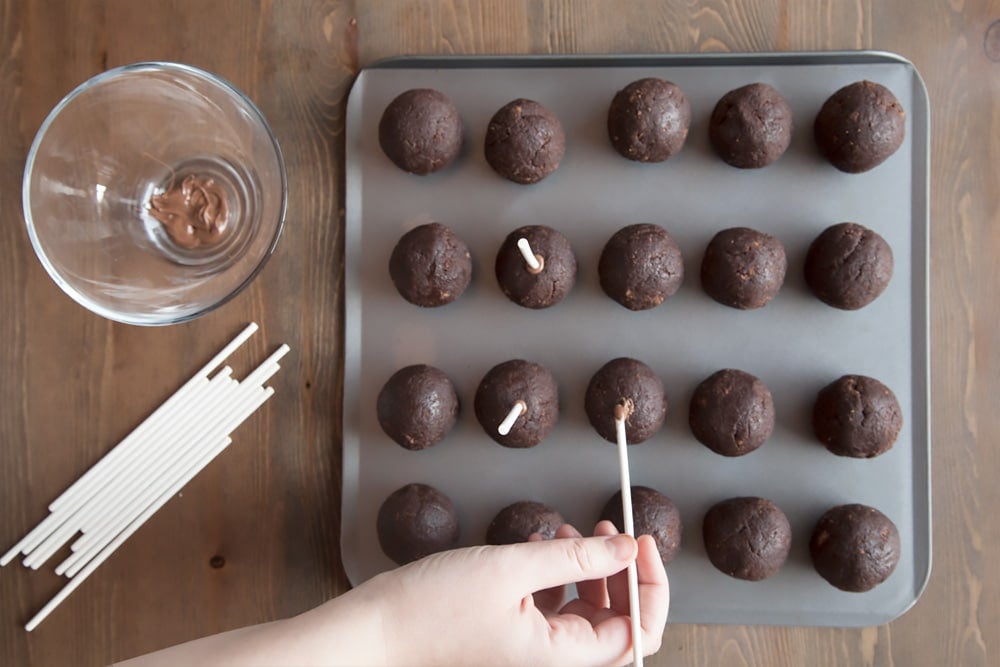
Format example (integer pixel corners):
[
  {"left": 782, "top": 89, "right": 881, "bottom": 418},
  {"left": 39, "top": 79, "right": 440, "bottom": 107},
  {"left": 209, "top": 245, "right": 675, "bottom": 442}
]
[{"left": 23, "top": 62, "right": 287, "bottom": 325}]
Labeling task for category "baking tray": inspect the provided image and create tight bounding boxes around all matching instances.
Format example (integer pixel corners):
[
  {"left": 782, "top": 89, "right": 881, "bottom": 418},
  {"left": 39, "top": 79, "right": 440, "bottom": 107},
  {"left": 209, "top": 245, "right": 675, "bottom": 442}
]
[{"left": 342, "top": 52, "right": 930, "bottom": 627}]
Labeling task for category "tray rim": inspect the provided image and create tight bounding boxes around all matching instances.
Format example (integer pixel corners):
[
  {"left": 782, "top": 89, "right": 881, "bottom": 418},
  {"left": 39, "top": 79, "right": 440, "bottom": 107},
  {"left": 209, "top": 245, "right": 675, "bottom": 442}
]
[
  {"left": 342, "top": 50, "right": 932, "bottom": 627},
  {"left": 364, "top": 49, "right": 921, "bottom": 70}
]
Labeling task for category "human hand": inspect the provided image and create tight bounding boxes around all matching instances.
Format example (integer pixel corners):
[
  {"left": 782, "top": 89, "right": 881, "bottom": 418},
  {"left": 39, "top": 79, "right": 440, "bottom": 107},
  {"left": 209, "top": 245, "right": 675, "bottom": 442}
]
[
  {"left": 330, "top": 520, "right": 669, "bottom": 667},
  {"left": 115, "top": 522, "right": 668, "bottom": 667}
]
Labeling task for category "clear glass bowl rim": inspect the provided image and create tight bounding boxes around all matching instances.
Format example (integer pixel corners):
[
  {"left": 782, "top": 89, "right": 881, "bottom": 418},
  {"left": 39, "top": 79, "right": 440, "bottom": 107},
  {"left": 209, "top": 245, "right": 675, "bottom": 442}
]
[{"left": 22, "top": 61, "right": 288, "bottom": 326}]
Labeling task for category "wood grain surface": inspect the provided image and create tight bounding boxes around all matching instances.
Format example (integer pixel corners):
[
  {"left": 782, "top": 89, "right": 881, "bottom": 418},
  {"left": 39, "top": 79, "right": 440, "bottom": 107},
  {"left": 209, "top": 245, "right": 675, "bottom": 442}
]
[{"left": 0, "top": 1, "right": 996, "bottom": 665}]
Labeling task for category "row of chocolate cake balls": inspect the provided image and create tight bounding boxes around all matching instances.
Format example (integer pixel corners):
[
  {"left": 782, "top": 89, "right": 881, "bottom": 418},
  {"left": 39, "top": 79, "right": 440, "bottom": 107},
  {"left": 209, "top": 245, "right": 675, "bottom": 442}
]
[
  {"left": 378, "top": 78, "right": 906, "bottom": 182},
  {"left": 390, "top": 221, "right": 894, "bottom": 311},
  {"left": 376, "top": 482, "right": 901, "bottom": 593},
  {"left": 377, "top": 359, "right": 903, "bottom": 459}
]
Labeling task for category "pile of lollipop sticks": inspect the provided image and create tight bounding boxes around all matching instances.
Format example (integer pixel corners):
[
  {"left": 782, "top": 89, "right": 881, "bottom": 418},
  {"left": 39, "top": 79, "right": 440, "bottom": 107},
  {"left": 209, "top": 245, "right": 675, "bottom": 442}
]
[{"left": 1, "top": 323, "right": 287, "bottom": 631}]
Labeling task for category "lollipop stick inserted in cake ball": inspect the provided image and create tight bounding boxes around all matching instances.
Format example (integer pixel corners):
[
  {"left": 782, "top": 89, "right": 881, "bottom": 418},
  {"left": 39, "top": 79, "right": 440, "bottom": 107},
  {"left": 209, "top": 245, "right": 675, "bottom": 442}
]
[
  {"left": 496, "top": 226, "right": 576, "bottom": 309},
  {"left": 516, "top": 238, "right": 545, "bottom": 274},
  {"left": 497, "top": 400, "right": 527, "bottom": 436},
  {"left": 613, "top": 400, "right": 643, "bottom": 667},
  {"left": 475, "top": 360, "right": 559, "bottom": 448}
]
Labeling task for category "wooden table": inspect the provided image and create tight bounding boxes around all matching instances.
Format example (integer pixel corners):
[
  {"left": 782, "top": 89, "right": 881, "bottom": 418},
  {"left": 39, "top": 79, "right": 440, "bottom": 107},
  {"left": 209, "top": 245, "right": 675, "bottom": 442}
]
[{"left": 1, "top": 1, "right": 996, "bottom": 664}]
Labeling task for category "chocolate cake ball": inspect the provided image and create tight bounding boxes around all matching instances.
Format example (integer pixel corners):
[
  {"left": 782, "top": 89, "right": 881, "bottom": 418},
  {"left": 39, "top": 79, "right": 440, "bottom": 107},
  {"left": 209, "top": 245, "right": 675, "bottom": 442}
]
[
  {"left": 585, "top": 357, "right": 667, "bottom": 444},
  {"left": 701, "top": 227, "right": 787, "bottom": 310},
  {"left": 689, "top": 369, "right": 775, "bottom": 457},
  {"left": 709, "top": 83, "right": 793, "bottom": 169},
  {"left": 814, "top": 80, "right": 906, "bottom": 173},
  {"left": 813, "top": 375, "right": 902, "bottom": 458},
  {"left": 495, "top": 225, "right": 577, "bottom": 309},
  {"left": 377, "top": 483, "right": 460, "bottom": 565},
  {"left": 702, "top": 497, "right": 791, "bottom": 581},
  {"left": 810, "top": 503, "right": 901, "bottom": 592},
  {"left": 607, "top": 78, "right": 691, "bottom": 162},
  {"left": 474, "top": 360, "right": 559, "bottom": 448},
  {"left": 805, "top": 222, "right": 893, "bottom": 310},
  {"left": 378, "top": 89, "right": 463, "bottom": 175},
  {"left": 601, "top": 486, "right": 682, "bottom": 566},
  {"left": 599, "top": 224, "right": 684, "bottom": 311},
  {"left": 486, "top": 500, "right": 565, "bottom": 545},
  {"left": 389, "top": 223, "right": 472, "bottom": 307},
  {"left": 484, "top": 99, "right": 565, "bottom": 184},
  {"left": 376, "top": 365, "right": 459, "bottom": 451}
]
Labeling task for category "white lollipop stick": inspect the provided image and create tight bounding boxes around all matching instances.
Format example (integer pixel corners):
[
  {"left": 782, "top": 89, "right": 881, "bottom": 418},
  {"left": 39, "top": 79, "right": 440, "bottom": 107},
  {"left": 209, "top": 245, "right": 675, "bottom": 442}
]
[
  {"left": 61, "top": 384, "right": 274, "bottom": 577},
  {"left": 614, "top": 400, "right": 643, "bottom": 667},
  {"left": 23, "top": 370, "right": 239, "bottom": 570},
  {"left": 516, "top": 238, "right": 544, "bottom": 273},
  {"left": 25, "top": 415, "right": 243, "bottom": 633},
  {"left": 49, "top": 322, "right": 258, "bottom": 515},
  {"left": 61, "top": 349, "right": 287, "bottom": 569},
  {"left": 497, "top": 400, "right": 527, "bottom": 436},
  {"left": 3, "top": 375, "right": 216, "bottom": 566},
  {"left": 58, "top": 374, "right": 245, "bottom": 569},
  {"left": 4, "top": 323, "right": 259, "bottom": 566},
  {"left": 20, "top": 370, "right": 232, "bottom": 569}
]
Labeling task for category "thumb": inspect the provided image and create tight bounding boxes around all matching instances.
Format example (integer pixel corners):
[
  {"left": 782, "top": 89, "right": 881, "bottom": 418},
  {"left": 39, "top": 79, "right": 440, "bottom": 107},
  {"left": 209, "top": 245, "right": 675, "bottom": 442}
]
[{"left": 503, "top": 534, "right": 637, "bottom": 594}]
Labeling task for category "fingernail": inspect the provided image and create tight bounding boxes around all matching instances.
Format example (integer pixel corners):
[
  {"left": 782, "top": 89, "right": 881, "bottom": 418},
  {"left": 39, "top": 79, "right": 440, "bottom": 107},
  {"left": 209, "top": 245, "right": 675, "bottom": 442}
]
[{"left": 605, "top": 534, "right": 635, "bottom": 560}]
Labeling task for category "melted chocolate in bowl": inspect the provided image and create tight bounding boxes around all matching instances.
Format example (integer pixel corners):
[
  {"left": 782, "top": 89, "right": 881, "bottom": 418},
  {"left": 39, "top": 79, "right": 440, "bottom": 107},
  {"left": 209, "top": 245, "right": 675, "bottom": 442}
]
[{"left": 140, "top": 155, "right": 260, "bottom": 268}]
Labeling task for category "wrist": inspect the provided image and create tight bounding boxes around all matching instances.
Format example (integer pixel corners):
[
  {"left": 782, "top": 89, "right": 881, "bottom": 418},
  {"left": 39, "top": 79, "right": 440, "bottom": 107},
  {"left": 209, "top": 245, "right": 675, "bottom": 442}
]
[{"left": 287, "top": 583, "right": 388, "bottom": 666}]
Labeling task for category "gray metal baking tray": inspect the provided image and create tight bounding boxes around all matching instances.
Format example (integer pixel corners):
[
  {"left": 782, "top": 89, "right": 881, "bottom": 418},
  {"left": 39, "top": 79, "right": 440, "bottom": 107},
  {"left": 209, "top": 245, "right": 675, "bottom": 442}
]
[{"left": 342, "top": 52, "right": 930, "bottom": 627}]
